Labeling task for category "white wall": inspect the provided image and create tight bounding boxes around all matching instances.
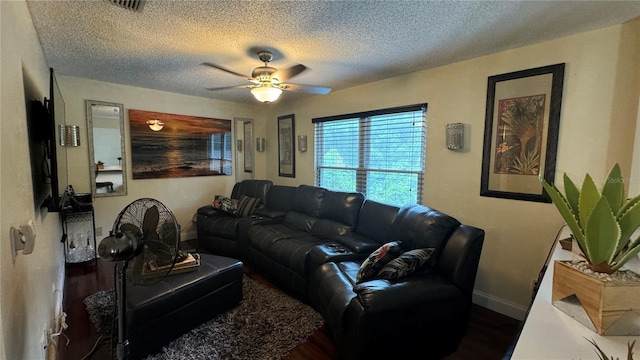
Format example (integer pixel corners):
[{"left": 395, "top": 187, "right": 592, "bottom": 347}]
[
  {"left": 267, "top": 19, "right": 640, "bottom": 319},
  {"left": 60, "top": 77, "right": 266, "bottom": 242},
  {"left": 0, "top": 2, "right": 66, "bottom": 359}
]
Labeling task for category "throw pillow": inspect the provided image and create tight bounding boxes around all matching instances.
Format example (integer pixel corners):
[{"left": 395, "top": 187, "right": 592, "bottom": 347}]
[
  {"left": 376, "top": 248, "right": 435, "bottom": 280},
  {"left": 356, "top": 241, "right": 404, "bottom": 284},
  {"left": 212, "top": 195, "right": 238, "bottom": 214},
  {"left": 236, "top": 195, "right": 260, "bottom": 217}
]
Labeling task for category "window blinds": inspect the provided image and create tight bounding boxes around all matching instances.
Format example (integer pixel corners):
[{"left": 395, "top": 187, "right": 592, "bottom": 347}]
[{"left": 314, "top": 104, "right": 426, "bottom": 206}]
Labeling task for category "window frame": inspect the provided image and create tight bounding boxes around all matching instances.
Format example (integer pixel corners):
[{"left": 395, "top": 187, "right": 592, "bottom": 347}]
[{"left": 313, "top": 103, "right": 427, "bottom": 205}]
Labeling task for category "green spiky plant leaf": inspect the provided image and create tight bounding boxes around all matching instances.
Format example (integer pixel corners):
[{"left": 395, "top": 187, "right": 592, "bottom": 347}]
[
  {"left": 586, "top": 338, "right": 635, "bottom": 360},
  {"left": 540, "top": 164, "right": 640, "bottom": 273}
]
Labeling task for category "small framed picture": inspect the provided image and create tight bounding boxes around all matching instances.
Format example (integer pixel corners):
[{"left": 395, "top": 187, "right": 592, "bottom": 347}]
[{"left": 278, "top": 114, "right": 295, "bottom": 177}]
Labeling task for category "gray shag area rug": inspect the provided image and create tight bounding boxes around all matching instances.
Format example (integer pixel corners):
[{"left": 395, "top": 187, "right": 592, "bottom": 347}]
[{"left": 83, "top": 275, "right": 324, "bottom": 360}]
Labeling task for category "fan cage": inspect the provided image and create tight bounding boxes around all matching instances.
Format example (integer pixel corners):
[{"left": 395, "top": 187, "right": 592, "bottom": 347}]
[{"left": 111, "top": 198, "right": 181, "bottom": 285}]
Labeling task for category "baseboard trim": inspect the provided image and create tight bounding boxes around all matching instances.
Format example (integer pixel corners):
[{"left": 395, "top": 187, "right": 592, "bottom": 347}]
[{"left": 472, "top": 290, "right": 528, "bottom": 321}]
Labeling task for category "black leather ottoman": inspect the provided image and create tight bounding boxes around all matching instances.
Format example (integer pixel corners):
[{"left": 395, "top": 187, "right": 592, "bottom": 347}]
[{"left": 125, "top": 254, "right": 243, "bottom": 359}]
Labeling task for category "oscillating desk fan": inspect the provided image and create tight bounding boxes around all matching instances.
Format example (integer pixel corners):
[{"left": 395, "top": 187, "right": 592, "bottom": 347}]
[{"left": 98, "top": 198, "right": 184, "bottom": 360}]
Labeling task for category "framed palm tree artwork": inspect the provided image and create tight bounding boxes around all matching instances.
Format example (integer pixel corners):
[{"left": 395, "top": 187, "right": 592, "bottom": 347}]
[{"left": 480, "top": 63, "right": 565, "bottom": 202}]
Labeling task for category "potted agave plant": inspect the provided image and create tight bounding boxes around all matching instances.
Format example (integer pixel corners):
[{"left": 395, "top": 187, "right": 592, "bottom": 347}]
[{"left": 540, "top": 163, "right": 640, "bottom": 335}]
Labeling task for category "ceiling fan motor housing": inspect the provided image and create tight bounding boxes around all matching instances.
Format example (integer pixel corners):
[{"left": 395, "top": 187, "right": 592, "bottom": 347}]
[
  {"left": 257, "top": 51, "right": 274, "bottom": 63},
  {"left": 203, "top": 49, "right": 331, "bottom": 97},
  {"left": 251, "top": 66, "right": 278, "bottom": 82}
]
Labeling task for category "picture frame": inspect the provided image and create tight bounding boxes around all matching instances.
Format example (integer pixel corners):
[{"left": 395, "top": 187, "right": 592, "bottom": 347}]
[
  {"left": 278, "top": 114, "right": 295, "bottom": 177},
  {"left": 243, "top": 121, "right": 252, "bottom": 173},
  {"left": 480, "top": 63, "right": 565, "bottom": 202},
  {"left": 129, "top": 109, "right": 232, "bottom": 179}
]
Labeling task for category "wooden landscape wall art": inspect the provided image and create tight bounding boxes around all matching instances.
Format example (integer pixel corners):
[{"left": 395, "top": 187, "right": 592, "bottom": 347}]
[
  {"left": 129, "top": 109, "right": 232, "bottom": 179},
  {"left": 480, "top": 63, "right": 565, "bottom": 202}
]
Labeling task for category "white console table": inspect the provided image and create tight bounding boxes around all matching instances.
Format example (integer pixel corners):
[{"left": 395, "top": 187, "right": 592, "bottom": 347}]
[{"left": 511, "top": 238, "right": 640, "bottom": 359}]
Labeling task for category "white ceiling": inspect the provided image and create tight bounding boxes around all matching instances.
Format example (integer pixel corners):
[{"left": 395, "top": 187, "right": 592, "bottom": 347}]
[{"left": 26, "top": 0, "right": 640, "bottom": 105}]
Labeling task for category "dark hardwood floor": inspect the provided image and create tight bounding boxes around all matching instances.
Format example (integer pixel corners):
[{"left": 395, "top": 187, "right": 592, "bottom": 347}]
[{"left": 56, "top": 241, "right": 521, "bottom": 360}]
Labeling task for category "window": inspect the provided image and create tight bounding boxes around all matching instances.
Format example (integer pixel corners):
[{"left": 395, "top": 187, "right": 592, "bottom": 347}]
[
  {"left": 210, "top": 132, "right": 232, "bottom": 175},
  {"left": 313, "top": 104, "right": 426, "bottom": 206}
]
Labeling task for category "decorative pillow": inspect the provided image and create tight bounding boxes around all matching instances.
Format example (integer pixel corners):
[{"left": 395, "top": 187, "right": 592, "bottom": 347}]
[
  {"left": 212, "top": 195, "right": 238, "bottom": 214},
  {"left": 376, "top": 248, "right": 435, "bottom": 280},
  {"left": 356, "top": 241, "right": 404, "bottom": 284},
  {"left": 236, "top": 195, "right": 260, "bottom": 217}
]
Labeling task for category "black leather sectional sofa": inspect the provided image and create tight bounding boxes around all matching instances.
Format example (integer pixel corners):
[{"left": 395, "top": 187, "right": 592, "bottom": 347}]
[{"left": 196, "top": 180, "right": 485, "bottom": 359}]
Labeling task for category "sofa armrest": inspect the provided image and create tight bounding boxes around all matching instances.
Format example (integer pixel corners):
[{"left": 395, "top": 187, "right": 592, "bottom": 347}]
[
  {"left": 336, "top": 232, "right": 380, "bottom": 254},
  {"left": 437, "top": 225, "right": 485, "bottom": 295},
  {"left": 197, "top": 205, "right": 232, "bottom": 217},
  {"left": 352, "top": 276, "right": 462, "bottom": 314}
]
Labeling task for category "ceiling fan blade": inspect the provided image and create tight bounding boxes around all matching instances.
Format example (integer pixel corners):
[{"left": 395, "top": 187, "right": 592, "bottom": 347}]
[
  {"left": 280, "top": 83, "right": 332, "bottom": 95},
  {"left": 201, "top": 62, "right": 249, "bottom": 79},
  {"left": 273, "top": 64, "right": 307, "bottom": 82},
  {"left": 206, "top": 85, "right": 253, "bottom": 91}
]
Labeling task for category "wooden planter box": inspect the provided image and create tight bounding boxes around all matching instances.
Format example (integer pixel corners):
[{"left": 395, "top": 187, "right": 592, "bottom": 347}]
[{"left": 552, "top": 260, "right": 640, "bottom": 335}]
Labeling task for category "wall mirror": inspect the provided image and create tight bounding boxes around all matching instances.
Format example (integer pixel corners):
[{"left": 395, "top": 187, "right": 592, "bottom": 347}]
[
  {"left": 234, "top": 117, "right": 254, "bottom": 183},
  {"left": 86, "top": 100, "right": 127, "bottom": 197}
]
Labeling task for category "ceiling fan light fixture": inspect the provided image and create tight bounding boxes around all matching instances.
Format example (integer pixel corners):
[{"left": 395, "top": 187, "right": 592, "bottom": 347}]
[
  {"left": 251, "top": 86, "right": 282, "bottom": 103},
  {"left": 146, "top": 119, "right": 164, "bottom": 131}
]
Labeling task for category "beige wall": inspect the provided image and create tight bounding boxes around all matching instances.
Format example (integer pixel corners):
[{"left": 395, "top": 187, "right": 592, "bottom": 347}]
[
  {"left": 267, "top": 20, "right": 640, "bottom": 318},
  {"left": 60, "top": 76, "right": 266, "bottom": 242},
  {"left": 0, "top": 2, "right": 66, "bottom": 359},
  {"left": 2, "top": 4, "right": 639, "bottom": 358}
]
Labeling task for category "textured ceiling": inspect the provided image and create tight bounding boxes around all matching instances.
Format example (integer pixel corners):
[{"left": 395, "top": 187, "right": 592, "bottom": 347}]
[{"left": 26, "top": 0, "right": 640, "bottom": 105}]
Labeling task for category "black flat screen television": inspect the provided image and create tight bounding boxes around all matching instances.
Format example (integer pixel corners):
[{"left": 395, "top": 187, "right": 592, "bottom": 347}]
[
  {"left": 48, "top": 67, "right": 67, "bottom": 210},
  {"left": 26, "top": 98, "right": 52, "bottom": 209},
  {"left": 26, "top": 67, "right": 65, "bottom": 212}
]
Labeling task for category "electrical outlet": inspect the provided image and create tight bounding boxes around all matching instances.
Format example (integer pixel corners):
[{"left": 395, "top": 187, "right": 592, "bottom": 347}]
[
  {"left": 96, "top": 226, "right": 103, "bottom": 236},
  {"left": 530, "top": 278, "right": 538, "bottom": 291}
]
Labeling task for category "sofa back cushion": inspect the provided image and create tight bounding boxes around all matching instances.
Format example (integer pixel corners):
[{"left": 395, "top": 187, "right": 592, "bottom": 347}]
[
  {"left": 389, "top": 204, "right": 461, "bottom": 256},
  {"left": 320, "top": 191, "right": 364, "bottom": 226},
  {"left": 230, "top": 180, "right": 272, "bottom": 207},
  {"left": 311, "top": 190, "right": 365, "bottom": 239},
  {"left": 291, "top": 185, "right": 327, "bottom": 216},
  {"left": 284, "top": 185, "right": 327, "bottom": 232},
  {"left": 265, "top": 185, "right": 297, "bottom": 212},
  {"left": 353, "top": 200, "right": 400, "bottom": 244}
]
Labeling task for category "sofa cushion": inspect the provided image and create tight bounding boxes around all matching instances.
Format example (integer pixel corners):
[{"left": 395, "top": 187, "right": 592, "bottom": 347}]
[
  {"left": 356, "top": 241, "right": 404, "bottom": 283},
  {"left": 320, "top": 191, "right": 364, "bottom": 226},
  {"left": 236, "top": 195, "right": 260, "bottom": 217},
  {"left": 291, "top": 185, "right": 327, "bottom": 217},
  {"left": 264, "top": 185, "right": 297, "bottom": 212},
  {"left": 248, "top": 224, "right": 323, "bottom": 275},
  {"left": 212, "top": 195, "right": 238, "bottom": 215},
  {"left": 353, "top": 200, "right": 400, "bottom": 244},
  {"left": 284, "top": 211, "right": 318, "bottom": 233},
  {"left": 311, "top": 219, "right": 352, "bottom": 240},
  {"left": 376, "top": 248, "right": 435, "bottom": 280},
  {"left": 230, "top": 179, "right": 272, "bottom": 207},
  {"left": 389, "top": 204, "right": 461, "bottom": 255}
]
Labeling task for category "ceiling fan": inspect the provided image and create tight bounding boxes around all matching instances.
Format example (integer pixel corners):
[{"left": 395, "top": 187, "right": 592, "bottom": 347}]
[{"left": 202, "top": 50, "right": 331, "bottom": 103}]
